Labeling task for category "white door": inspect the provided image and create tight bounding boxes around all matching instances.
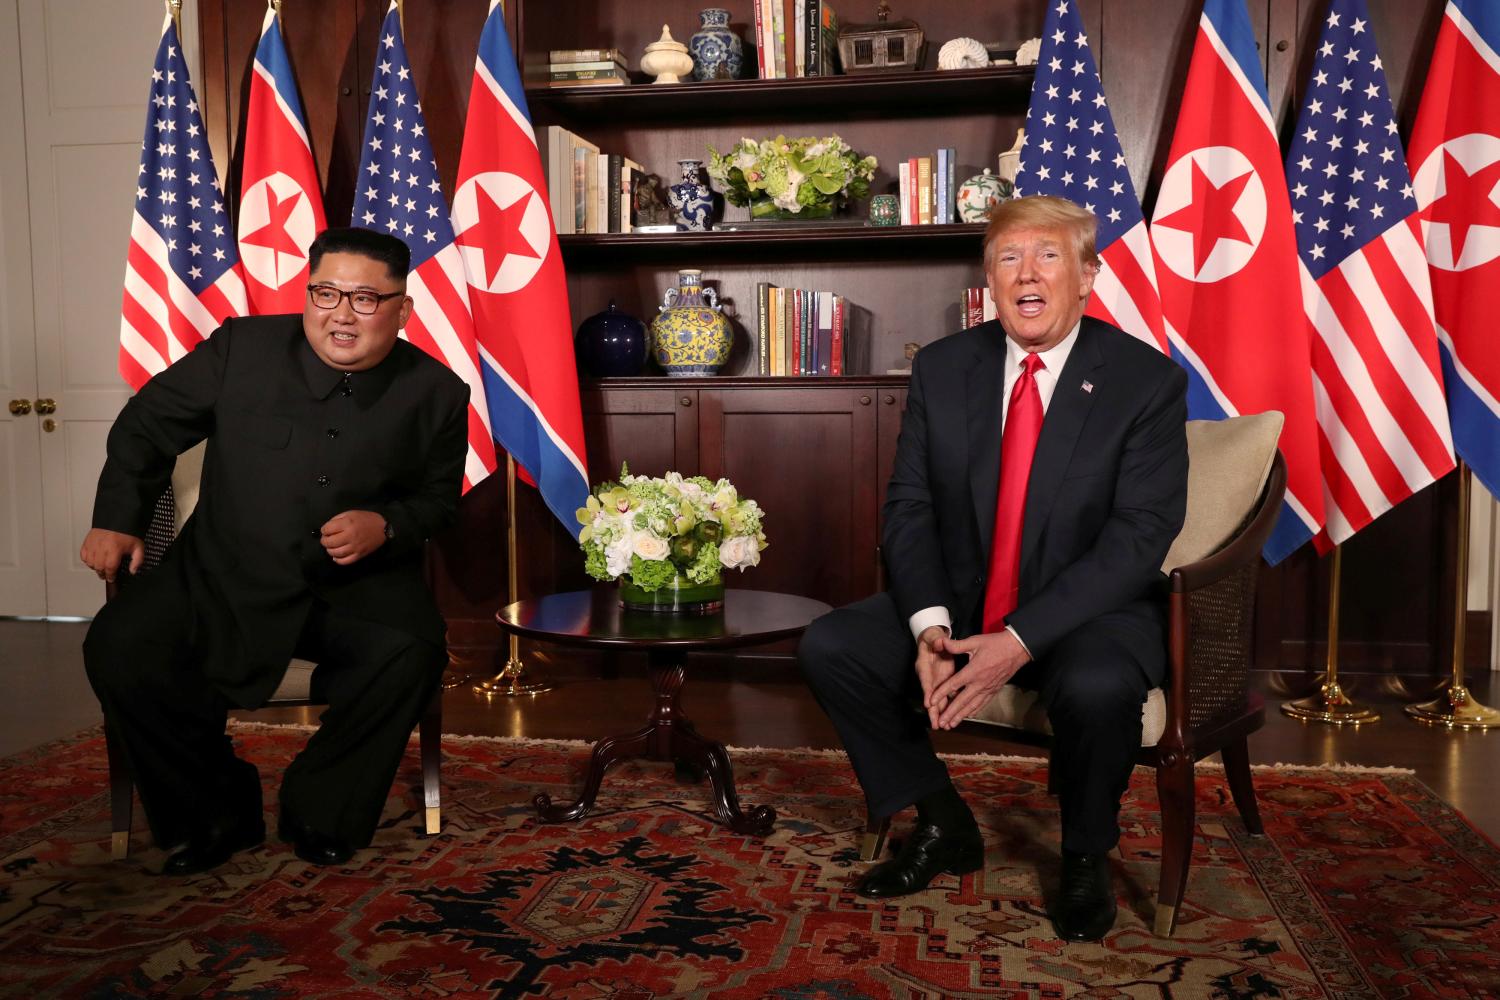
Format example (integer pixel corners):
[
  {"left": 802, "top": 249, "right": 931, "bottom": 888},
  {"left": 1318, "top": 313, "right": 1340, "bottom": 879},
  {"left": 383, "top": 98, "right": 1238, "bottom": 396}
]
[
  {"left": 0, "top": 0, "right": 45, "bottom": 616},
  {"left": 11, "top": 0, "right": 186, "bottom": 617}
]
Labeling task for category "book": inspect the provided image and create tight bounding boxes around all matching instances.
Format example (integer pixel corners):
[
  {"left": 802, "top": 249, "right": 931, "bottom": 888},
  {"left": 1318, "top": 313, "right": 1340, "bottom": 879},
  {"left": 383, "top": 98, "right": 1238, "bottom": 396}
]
[
  {"left": 785, "top": 284, "right": 798, "bottom": 376},
  {"left": 935, "top": 148, "right": 948, "bottom": 225},
  {"left": 782, "top": 0, "right": 797, "bottom": 79},
  {"left": 619, "top": 157, "right": 643, "bottom": 234},
  {"left": 549, "top": 68, "right": 630, "bottom": 82},
  {"left": 830, "top": 295, "right": 846, "bottom": 375},
  {"left": 907, "top": 157, "right": 921, "bottom": 225},
  {"left": 756, "top": 281, "right": 771, "bottom": 375},
  {"left": 943, "top": 147, "right": 956, "bottom": 224},
  {"left": 771, "top": 0, "right": 787, "bottom": 79},
  {"left": 804, "top": 1, "right": 838, "bottom": 76},
  {"left": 753, "top": 0, "right": 768, "bottom": 79},
  {"left": 816, "top": 292, "right": 834, "bottom": 375},
  {"left": 768, "top": 286, "right": 783, "bottom": 374},
  {"left": 917, "top": 157, "right": 932, "bottom": 225},
  {"left": 897, "top": 161, "right": 910, "bottom": 225},
  {"left": 794, "top": 0, "right": 806, "bottom": 78},
  {"left": 549, "top": 47, "right": 625, "bottom": 63},
  {"left": 545, "top": 125, "right": 569, "bottom": 235},
  {"left": 547, "top": 77, "right": 628, "bottom": 88},
  {"left": 548, "top": 59, "right": 627, "bottom": 73}
]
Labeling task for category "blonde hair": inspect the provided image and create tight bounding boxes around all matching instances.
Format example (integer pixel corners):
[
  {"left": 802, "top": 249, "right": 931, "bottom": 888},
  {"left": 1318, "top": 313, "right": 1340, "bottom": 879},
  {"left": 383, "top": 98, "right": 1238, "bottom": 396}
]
[{"left": 982, "top": 195, "right": 1100, "bottom": 271}]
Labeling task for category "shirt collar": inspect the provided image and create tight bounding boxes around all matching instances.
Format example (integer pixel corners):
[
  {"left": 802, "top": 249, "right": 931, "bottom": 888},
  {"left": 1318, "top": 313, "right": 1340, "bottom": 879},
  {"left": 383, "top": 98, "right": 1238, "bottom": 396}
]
[
  {"left": 1005, "top": 320, "right": 1081, "bottom": 376},
  {"left": 297, "top": 334, "right": 400, "bottom": 400}
]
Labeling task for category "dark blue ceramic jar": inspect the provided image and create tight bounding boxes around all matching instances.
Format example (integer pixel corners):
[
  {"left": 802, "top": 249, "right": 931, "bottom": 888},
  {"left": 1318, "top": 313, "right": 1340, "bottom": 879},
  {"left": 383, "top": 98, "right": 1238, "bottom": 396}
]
[{"left": 575, "top": 300, "right": 647, "bottom": 378}]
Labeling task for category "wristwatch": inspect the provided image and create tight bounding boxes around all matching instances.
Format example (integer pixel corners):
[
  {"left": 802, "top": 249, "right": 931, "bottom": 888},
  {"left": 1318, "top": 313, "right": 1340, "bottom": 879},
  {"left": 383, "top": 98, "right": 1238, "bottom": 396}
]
[{"left": 383, "top": 519, "right": 395, "bottom": 542}]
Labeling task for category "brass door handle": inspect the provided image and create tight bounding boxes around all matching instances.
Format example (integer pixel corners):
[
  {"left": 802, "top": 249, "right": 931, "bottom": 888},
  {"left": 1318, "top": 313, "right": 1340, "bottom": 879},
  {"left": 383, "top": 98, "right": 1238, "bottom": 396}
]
[
  {"left": 33, "top": 398, "right": 56, "bottom": 415},
  {"left": 8, "top": 399, "right": 31, "bottom": 415}
]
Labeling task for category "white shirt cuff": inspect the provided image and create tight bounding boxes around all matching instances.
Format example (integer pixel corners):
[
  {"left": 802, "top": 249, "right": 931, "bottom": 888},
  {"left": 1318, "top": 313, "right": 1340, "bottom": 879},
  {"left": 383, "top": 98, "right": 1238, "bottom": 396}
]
[
  {"left": 1005, "top": 624, "right": 1033, "bottom": 659},
  {"left": 908, "top": 606, "right": 952, "bottom": 643}
]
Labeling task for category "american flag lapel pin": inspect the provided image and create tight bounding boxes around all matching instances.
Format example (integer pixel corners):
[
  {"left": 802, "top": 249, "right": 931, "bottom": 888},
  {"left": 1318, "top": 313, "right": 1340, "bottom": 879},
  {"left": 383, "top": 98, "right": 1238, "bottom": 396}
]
[{"left": 1081, "top": 380, "right": 1094, "bottom": 394}]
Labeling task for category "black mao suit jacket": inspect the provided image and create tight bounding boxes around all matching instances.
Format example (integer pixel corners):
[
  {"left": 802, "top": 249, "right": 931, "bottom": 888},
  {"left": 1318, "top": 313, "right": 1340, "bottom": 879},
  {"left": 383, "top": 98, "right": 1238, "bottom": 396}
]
[
  {"left": 92, "top": 314, "right": 469, "bottom": 708},
  {"left": 881, "top": 315, "right": 1188, "bottom": 680}
]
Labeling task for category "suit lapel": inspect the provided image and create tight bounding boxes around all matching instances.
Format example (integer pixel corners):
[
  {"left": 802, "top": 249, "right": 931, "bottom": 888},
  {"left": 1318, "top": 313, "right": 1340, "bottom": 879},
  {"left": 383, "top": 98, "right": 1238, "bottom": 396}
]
[
  {"left": 966, "top": 323, "right": 1008, "bottom": 556},
  {"left": 1019, "top": 320, "right": 1105, "bottom": 575}
]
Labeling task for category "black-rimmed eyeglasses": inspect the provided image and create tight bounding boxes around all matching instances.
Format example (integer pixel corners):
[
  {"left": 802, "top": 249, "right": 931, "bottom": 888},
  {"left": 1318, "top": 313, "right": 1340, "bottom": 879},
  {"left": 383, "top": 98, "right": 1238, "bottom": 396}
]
[{"left": 307, "top": 283, "right": 404, "bottom": 315}]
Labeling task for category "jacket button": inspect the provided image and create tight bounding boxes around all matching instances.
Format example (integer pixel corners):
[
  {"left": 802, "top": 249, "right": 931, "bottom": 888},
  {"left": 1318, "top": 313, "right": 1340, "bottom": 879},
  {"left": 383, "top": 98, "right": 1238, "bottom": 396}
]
[
  {"left": 310, "top": 529, "right": 320, "bottom": 537},
  {"left": 316, "top": 474, "right": 329, "bottom": 486},
  {"left": 327, "top": 428, "right": 339, "bottom": 439}
]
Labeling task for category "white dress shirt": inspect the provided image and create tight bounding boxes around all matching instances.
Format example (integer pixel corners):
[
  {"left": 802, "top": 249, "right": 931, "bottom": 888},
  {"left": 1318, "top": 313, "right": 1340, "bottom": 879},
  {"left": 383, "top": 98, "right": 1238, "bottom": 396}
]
[{"left": 907, "top": 321, "right": 1082, "bottom": 652}]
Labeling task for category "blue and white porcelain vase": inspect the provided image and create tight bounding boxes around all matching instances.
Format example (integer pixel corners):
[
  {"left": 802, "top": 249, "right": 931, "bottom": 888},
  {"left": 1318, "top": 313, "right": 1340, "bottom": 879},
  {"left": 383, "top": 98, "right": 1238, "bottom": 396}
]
[
  {"left": 667, "top": 158, "right": 715, "bottom": 232},
  {"left": 650, "top": 269, "right": 733, "bottom": 376},
  {"left": 688, "top": 8, "right": 743, "bottom": 81}
]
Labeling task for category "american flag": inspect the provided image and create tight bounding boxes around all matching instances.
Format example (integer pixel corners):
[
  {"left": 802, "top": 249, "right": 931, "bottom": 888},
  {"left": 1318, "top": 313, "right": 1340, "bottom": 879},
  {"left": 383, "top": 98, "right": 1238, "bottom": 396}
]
[
  {"left": 1409, "top": 0, "right": 1500, "bottom": 498},
  {"left": 119, "top": 12, "right": 245, "bottom": 390},
  {"left": 355, "top": 2, "right": 497, "bottom": 492},
  {"left": 1013, "top": 0, "right": 1165, "bottom": 353},
  {"left": 1286, "top": 0, "right": 1454, "bottom": 549}
]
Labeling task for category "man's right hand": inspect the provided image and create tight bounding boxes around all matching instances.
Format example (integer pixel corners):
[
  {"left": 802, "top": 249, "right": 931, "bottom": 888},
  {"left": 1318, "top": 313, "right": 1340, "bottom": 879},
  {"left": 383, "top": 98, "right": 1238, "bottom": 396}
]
[
  {"left": 80, "top": 528, "right": 145, "bottom": 584},
  {"left": 914, "top": 625, "right": 958, "bottom": 729}
]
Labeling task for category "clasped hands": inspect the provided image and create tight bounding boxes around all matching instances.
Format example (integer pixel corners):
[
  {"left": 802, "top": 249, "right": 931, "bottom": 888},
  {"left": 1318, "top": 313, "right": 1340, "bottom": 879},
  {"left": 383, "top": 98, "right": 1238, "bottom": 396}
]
[
  {"left": 79, "top": 509, "right": 388, "bottom": 581},
  {"left": 916, "top": 625, "right": 1031, "bottom": 730}
]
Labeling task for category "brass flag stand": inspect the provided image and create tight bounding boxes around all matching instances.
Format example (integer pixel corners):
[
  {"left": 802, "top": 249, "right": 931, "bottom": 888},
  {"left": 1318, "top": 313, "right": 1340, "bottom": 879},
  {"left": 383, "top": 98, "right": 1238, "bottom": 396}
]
[
  {"left": 1282, "top": 546, "right": 1381, "bottom": 724},
  {"left": 1406, "top": 463, "right": 1500, "bottom": 729},
  {"left": 473, "top": 456, "right": 554, "bottom": 697}
]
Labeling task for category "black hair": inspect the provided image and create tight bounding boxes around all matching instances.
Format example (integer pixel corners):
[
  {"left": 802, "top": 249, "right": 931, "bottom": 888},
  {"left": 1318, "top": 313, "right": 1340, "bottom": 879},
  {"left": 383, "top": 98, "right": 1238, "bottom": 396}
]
[{"left": 308, "top": 227, "right": 411, "bottom": 282}]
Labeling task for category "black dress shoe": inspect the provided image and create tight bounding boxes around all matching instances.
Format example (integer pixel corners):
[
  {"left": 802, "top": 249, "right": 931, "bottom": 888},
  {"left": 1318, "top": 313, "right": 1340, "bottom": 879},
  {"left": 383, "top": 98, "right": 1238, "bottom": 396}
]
[
  {"left": 160, "top": 815, "right": 265, "bottom": 876},
  {"left": 277, "top": 818, "right": 354, "bottom": 866},
  {"left": 1050, "top": 850, "right": 1118, "bottom": 941},
  {"left": 855, "top": 822, "right": 984, "bottom": 899}
]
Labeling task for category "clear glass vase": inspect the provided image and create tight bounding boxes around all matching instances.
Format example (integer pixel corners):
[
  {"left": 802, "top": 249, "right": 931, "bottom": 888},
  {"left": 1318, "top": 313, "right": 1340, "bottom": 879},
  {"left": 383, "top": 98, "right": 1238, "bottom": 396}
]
[
  {"left": 748, "top": 197, "right": 835, "bottom": 221},
  {"left": 618, "top": 570, "right": 725, "bottom": 613}
]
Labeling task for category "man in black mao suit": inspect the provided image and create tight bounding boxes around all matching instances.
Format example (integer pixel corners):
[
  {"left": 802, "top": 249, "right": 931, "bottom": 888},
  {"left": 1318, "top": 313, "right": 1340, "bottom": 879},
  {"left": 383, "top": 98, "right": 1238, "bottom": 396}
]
[
  {"left": 81, "top": 227, "right": 469, "bottom": 874},
  {"left": 800, "top": 196, "right": 1188, "bottom": 941}
]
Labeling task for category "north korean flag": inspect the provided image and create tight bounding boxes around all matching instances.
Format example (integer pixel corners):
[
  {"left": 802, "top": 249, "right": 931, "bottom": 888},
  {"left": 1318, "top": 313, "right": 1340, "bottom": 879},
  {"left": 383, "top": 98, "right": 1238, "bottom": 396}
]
[
  {"left": 237, "top": 5, "right": 326, "bottom": 316},
  {"left": 453, "top": 1, "right": 588, "bottom": 534},
  {"left": 1409, "top": 0, "right": 1500, "bottom": 497},
  {"left": 1150, "top": 0, "right": 1325, "bottom": 561}
]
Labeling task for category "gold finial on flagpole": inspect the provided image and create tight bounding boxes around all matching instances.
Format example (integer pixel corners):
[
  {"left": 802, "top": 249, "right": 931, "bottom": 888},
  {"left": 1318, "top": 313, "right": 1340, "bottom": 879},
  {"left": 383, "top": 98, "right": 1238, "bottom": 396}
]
[
  {"left": 167, "top": 0, "right": 182, "bottom": 35},
  {"left": 1406, "top": 462, "right": 1500, "bottom": 730},
  {"left": 1282, "top": 545, "right": 1381, "bottom": 725},
  {"left": 395, "top": 0, "right": 404, "bottom": 27},
  {"left": 270, "top": 0, "right": 283, "bottom": 17}
]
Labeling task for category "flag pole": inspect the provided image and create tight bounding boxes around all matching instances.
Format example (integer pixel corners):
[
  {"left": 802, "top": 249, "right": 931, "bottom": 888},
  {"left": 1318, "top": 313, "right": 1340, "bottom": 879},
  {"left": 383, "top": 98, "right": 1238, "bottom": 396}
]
[
  {"left": 1406, "top": 462, "right": 1500, "bottom": 729},
  {"left": 1281, "top": 545, "right": 1381, "bottom": 724},
  {"left": 167, "top": 0, "right": 182, "bottom": 35},
  {"left": 474, "top": 455, "right": 554, "bottom": 697}
]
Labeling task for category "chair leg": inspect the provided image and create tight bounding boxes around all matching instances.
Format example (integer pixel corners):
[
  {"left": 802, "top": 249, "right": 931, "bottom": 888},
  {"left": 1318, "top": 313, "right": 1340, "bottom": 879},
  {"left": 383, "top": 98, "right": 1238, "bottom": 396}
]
[
  {"left": 419, "top": 688, "right": 442, "bottom": 836},
  {"left": 1219, "top": 738, "right": 1263, "bottom": 835},
  {"left": 1154, "top": 757, "right": 1196, "bottom": 938},
  {"left": 859, "top": 813, "right": 891, "bottom": 862},
  {"left": 104, "top": 724, "right": 134, "bottom": 860}
]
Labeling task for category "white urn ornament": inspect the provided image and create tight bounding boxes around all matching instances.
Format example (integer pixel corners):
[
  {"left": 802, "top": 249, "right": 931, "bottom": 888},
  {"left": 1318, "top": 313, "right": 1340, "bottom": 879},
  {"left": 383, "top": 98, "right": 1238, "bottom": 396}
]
[{"left": 642, "top": 24, "right": 694, "bottom": 84}]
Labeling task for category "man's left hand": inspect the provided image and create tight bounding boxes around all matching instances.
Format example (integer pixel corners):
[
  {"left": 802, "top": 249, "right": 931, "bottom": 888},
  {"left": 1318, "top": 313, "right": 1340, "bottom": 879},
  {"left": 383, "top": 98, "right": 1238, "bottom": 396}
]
[
  {"left": 320, "top": 510, "right": 388, "bottom": 565},
  {"left": 927, "top": 630, "right": 1032, "bottom": 730}
]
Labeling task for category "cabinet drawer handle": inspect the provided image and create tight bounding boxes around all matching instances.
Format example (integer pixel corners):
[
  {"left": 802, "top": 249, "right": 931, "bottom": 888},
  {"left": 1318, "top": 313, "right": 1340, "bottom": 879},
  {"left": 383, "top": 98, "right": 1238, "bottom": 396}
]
[
  {"left": 859, "top": 395, "right": 871, "bottom": 406},
  {"left": 883, "top": 394, "right": 895, "bottom": 405},
  {"left": 680, "top": 396, "right": 692, "bottom": 407}
]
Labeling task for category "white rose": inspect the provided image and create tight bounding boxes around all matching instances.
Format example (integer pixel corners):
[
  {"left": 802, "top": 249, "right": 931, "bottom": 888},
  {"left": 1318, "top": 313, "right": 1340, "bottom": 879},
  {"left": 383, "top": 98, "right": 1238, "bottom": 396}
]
[
  {"left": 605, "top": 535, "right": 634, "bottom": 577},
  {"left": 632, "top": 533, "right": 670, "bottom": 562},
  {"left": 719, "top": 535, "right": 761, "bottom": 571}
]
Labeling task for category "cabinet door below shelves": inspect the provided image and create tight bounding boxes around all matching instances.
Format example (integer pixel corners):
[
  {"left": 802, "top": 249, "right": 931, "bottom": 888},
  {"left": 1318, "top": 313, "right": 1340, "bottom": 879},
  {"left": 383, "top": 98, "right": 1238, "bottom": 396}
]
[
  {"left": 699, "top": 387, "right": 880, "bottom": 608},
  {"left": 582, "top": 388, "right": 699, "bottom": 481}
]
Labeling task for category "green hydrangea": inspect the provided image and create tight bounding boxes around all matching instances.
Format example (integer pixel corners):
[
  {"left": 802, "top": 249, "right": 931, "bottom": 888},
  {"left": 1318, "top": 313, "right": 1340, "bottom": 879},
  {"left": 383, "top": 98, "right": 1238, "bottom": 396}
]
[
  {"left": 629, "top": 553, "right": 678, "bottom": 592},
  {"left": 707, "top": 134, "right": 877, "bottom": 215}
]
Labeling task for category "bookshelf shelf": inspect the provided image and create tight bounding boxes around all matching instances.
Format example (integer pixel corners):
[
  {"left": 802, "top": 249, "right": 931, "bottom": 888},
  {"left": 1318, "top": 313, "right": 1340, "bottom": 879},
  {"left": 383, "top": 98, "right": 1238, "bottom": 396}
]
[
  {"left": 558, "top": 222, "right": 986, "bottom": 263},
  {"left": 524, "top": 65, "right": 1035, "bottom": 122}
]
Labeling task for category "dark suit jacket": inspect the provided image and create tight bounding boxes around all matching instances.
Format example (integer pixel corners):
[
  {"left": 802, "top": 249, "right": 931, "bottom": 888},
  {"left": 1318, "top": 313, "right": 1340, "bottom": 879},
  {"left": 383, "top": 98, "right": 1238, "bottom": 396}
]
[
  {"left": 882, "top": 316, "right": 1188, "bottom": 680},
  {"left": 92, "top": 315, "right": 469, "bottom": 708}
]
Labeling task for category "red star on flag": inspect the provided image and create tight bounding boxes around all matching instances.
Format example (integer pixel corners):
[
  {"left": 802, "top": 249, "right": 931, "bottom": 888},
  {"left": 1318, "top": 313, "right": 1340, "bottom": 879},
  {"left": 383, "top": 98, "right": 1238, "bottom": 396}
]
[
  {"left": 241, "top": 185, "right": 305, "bottom": 259},
  {"left": 456, "top": 184, "right": 539, "bottom": 288},
  {"left": 1423, "top": 149, "right": 1500, "bottom": 264},
  {"left": 1155, "top": 160, "right": 1255, "bottom": 276}
]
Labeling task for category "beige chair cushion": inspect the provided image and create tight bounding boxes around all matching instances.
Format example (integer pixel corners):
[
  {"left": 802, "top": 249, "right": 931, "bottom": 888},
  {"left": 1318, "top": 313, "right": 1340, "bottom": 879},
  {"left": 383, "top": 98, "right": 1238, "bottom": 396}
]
[
  {"left": 1162, "top": 411, "right": 1284, "bottom": 571},
  {"left": 968, "top": 685, "right": 1168, "bottom": 746},
  {"left": 966, "top": 413, "right": 1281, "bottom": 745}
]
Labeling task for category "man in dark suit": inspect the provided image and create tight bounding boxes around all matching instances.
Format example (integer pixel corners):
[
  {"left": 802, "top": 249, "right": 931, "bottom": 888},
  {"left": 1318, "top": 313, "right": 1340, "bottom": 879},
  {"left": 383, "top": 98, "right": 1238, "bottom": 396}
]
[
  {"left": 81, "top": 227, "right": 469, "bottom": 875},
  {"left": 800, "top": 196, "right": 1188, "bottom": 941}
]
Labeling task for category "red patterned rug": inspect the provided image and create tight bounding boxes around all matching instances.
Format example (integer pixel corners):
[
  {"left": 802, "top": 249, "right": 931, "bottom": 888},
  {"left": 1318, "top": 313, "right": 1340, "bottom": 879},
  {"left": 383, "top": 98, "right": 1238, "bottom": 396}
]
[{"left": 2, "top": 723, "right": 1498, "bottom": 998}]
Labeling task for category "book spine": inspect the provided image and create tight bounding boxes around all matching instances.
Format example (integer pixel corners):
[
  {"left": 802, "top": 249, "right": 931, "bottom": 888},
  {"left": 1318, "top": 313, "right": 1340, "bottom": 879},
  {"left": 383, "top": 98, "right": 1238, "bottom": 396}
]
[
  {"left": 786, "top": 286, "right": 798, "bottom": 377},
  {"left": 794, "top": 0, "right": 806, "bottom": 78},
  {"left": 607, "top": 154, "right": 622, "bottom": 233},
  {"left": 946, "top": 148, "right": 957, "bottom": 224},
  {"left": 586, "top": 149, "right": 601, "bottom": 234},
  {"left": 936, "top": 148, "right": 949, "bottom": 224},
  {"left": 820, "top": 3, "right": 840, "bottom": 74},
  {"left": 907, "top": 157, "right": 920, "bottom": 225},
  {"left": 816, "top": 292, "right": 833, "bottom": 375},
  {"left": 753, "top": 0, "right": 767, "bottom": 78},
  {"left": 548, "top": 78, "right": 627, "bottom": 88},
  {"left": 782, "top": 0, "right": 796, "bottom": 79},
  {"left": 917, "top": 157, "right": 932, "bottom": 225},
  {"left": 572, "top": 146, "right": 587, "bottom": 234},
  {"left": 549, "top": 48, "right": 624, "bottom": 63},
  {"left": 898, "top": 161, "right": 910, "bottom": 225},
  {"left": 546, "top": 126, "right": 564, "bottom": 234},
  {"left": 830, "top": 295, "right": 845, "bottom": 375},
  {"left": 757, "top": 281, "right": 770, "bottom": 376},
  {"left": 768, "top": 287, "right": 781, "bottom": 375},
  {"left": 805, "top": 0, "right": 821, "bottom": 77},
  {"left": 548, "top": 59, "right": 628, "bottom": 72},
  {"left": 771, "top": 0, "right": 786, "bottom": 78},
  {"left": 550, "top": 68, "right": 629, "bottom": 81}
]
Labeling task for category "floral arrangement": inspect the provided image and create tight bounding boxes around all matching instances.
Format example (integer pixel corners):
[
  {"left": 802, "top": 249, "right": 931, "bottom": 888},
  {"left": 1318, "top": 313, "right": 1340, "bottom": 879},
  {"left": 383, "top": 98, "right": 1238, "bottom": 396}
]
[
  {"left": 577, "top": 467, "right": 767, "bottom": 592},
  {"left": 707, "top": 134, "right": 877, "bottom": 217}
]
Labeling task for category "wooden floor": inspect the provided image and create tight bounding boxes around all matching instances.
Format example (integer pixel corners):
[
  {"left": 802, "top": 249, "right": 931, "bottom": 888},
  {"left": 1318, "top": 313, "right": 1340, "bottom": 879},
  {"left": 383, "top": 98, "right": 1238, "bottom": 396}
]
[{"left": 4, "top": 618, "right": 1498, "bottom": 842}]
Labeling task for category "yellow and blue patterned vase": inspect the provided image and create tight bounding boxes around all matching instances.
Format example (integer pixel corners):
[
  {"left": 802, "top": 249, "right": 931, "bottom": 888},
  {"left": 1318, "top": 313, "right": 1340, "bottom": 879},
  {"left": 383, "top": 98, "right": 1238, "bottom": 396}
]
[{"left": 650, "top": 269, "right": 733, "bottom": 376}]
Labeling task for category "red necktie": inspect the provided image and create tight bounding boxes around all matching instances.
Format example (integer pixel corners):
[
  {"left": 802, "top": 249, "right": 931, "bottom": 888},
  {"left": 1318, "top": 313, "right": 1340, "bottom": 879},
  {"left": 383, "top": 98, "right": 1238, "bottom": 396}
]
[{"left": 982, "top": 353, "right": 1045, "bottom": 633}]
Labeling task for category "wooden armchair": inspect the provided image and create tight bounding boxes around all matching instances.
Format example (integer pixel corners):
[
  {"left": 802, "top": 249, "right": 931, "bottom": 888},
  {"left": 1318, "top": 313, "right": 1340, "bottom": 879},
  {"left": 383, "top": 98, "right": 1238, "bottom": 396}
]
[
  {"left": 861, "top": 414, "right": 1287, "bottom": 937},
  {"left": 104, "top": 444, "right": 443, "bottom": 859}
]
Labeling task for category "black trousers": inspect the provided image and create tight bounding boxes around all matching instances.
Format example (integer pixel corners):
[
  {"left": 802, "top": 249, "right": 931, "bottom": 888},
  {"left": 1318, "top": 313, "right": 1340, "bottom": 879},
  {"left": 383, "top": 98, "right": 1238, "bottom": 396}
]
[
  {"left": 83, "top": 557, "right": 445, "bottom": 850},
  {"left": 798, "top": 591, "right": 1154, "bottom": 854}
]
